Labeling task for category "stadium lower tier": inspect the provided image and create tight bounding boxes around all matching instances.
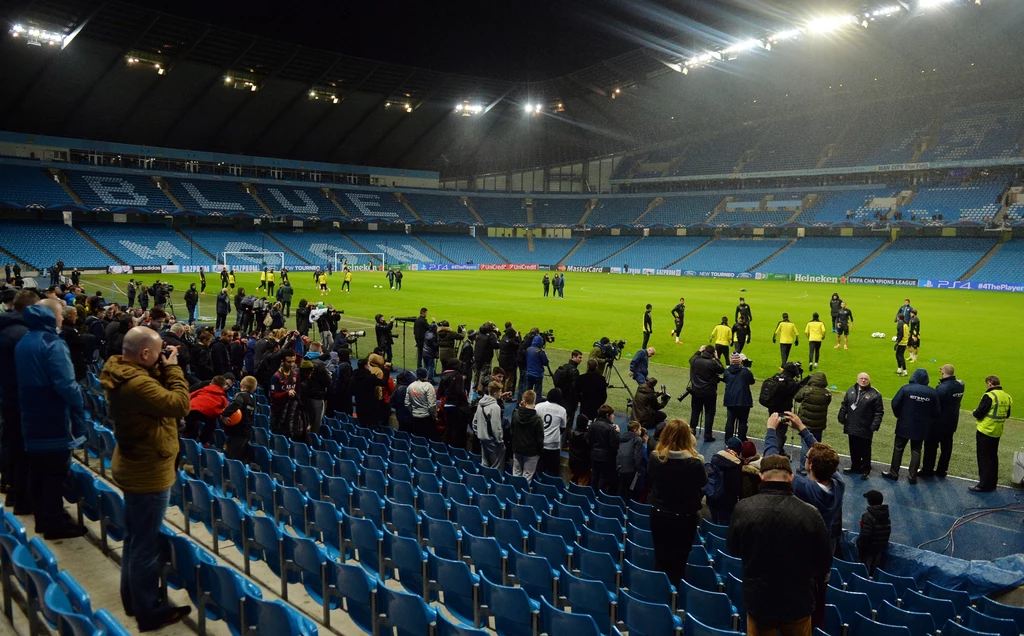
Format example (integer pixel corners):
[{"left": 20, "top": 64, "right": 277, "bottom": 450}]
[{"left": 2, "top": 222, "right": 1023, "bottom": 284}]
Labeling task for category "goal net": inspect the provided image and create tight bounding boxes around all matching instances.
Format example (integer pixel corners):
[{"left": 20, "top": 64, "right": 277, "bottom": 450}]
[
  {"left": 222, "top": 251, "right": 285, "bottom": 272},
  {"left": 334, "top": 252, "right": 386, "bottom": 272}
]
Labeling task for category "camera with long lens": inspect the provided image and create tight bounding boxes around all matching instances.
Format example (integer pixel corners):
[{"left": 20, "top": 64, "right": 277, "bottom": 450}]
[
  {"left": 596, "top": 338, "right": 626, "bottom": 361},
  {"left": 742, "top": 357, "right": 753, "bottom": 369},
  {"left": 541, "top": 329, "right": 555, "bottom": 344},
  {"left": 165, "top": 284, "right": 175, "bottom": 293}
]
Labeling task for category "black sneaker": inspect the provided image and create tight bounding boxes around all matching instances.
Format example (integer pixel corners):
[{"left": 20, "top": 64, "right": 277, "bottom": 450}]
[
  {"left": 916, "top": 471, "right": 935, "bottom": 478},
  {"left": 935, "top": 471, "right": 947, "bottom": 478},
  {"left": 881, "top": 471, "right": 899, "bottom": 481},
  {"left": 43, "top": 524, "right": 88, "bottom": 540}
]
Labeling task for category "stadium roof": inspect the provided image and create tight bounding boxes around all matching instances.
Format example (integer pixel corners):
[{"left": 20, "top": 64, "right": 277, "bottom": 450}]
[{"left": 0, "top": 0, "right": 1021, "bottom": 176}]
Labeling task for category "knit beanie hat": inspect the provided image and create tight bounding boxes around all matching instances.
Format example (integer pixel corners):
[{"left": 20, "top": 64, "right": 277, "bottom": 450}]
[
  {"left": 726, "top": 437, "right": 743, "bottom": 454},
  {"left": 741, "top": 441, "right": 757, "bottom": 459}
]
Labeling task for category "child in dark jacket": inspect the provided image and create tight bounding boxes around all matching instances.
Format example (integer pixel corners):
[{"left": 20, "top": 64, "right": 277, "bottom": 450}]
[
  {"left": 856, "top": 489, "right": 891, "bottom": 575},
  {"left": 222, "top": 376, "right": 258, "bottom": 462},
  {"left": 705, "top": 436, "right": 744, "bottom": 525},
  {"left": 616, "top": 421, "right": 646, "bottom": 501}
]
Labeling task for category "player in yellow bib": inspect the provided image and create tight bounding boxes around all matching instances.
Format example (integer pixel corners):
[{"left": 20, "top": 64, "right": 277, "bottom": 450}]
[
  {"left": 342, "top": 268, "right": 352, "bottom": 293},
  {"left": 710, "top": 317, "right": 733, "bottom": 366},
  {"left": 773, "top": 312, "right": 800, "bottom": 366},
  {"left": 319, "top": 273, "right": 329, "bottom": 295},
  {"left": 804, "top": 312, "right": 827, "bottom": 370}
]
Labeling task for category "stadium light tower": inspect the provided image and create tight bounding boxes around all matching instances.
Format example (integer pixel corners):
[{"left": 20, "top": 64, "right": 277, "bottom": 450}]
[
  {"left": 10, "top": 24, "right": 66, "bottom": 47},
  {"left": 455, "top": 100, "right": 483, "bottom": 116}
]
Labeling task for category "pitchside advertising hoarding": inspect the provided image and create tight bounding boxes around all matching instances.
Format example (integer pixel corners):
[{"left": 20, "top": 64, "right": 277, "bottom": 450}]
[{"left": 108, "top": 262, "right": 1023, "bottom": 293}]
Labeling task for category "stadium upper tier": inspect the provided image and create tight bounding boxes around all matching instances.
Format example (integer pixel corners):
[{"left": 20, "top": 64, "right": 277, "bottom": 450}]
[
  {"left": 760, "top": 237, "right": 886, "bottom": 276},
  {"left": 0, "top": 163, "right": 1016, "bottom": 229}
]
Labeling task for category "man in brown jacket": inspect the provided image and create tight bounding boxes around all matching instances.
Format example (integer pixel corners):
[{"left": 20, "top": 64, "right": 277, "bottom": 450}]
[{"left": 101, "top": 326, "right": 191, "bottom": 632}]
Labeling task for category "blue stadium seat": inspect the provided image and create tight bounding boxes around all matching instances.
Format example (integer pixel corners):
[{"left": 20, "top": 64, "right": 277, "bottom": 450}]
[
  {"left": 846, "top": 573, "right": 898, "bottom": 610},
  {"left": 876, "top": 599, "right": 937, "bottom": 636},
  {"left": 848, "top": 611, "right": 912, "bottom": 636},
  {"left": 927, "top": 581, "right": 973, "bottom": 617},
  {"left": 323, "top": 560, "right": 378, "bottom": 632},
  {"left": 623, "top": 559, "right": 677, "bottom": 609},
  {"left": 196, "top": 560, "right": 262, "bottom": 633},
  {"left": 875, "top": 569, "right": 918, "bottom": 602},
  {"left": 976, "top": 597, "right": 1024, "bottom": 633},
  {"left": 242, "top": 595, "right": 318, "bottom": 635},
  {"left": 684, "top": 614, "right": 745, "bottom": 636},
  {"left": 478, "top": 571, "right": 540, "bottom": 636},
  {"left": 942, "top": 619, "right": 1001, "bottom": 636},
  {"left": 376, "top": 585, "right": 438, "bottom": 636},
  {"left": 617, "top": 587, "right": 683, "bottom": 635},
  {"left": 382, "top": 530, "right": 428, "bottom": 598},
  {"left": 679, "top": 578, "right": 736, "bottom": 631},
  {"left": 508, "top": 545, "right": 558, "bottom": 604},
  {"left": 427, "top": 551, "right": 481, "bottom": 627},
  {"left": 558, "top": 565, "right": 616, "bottom": 634},
  {"left": 826, "top": 585, "right": 873, "bottom": 626},
  {"left": 903, "top": 589, "right": 958, "bottom": 626},
  {"left": 422, "top": 512, "right": 463, "bottom": 562}
]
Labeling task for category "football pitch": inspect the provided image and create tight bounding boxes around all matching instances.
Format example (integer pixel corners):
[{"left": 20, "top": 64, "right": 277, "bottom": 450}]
[{"left": 83, "top": 269, "right": 1023, "bottom": 485}]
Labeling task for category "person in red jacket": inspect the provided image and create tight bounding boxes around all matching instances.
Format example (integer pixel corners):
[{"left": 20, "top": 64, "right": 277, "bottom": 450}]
[{"left": 184, "top": 375, "right": 230, "bottom": 443}]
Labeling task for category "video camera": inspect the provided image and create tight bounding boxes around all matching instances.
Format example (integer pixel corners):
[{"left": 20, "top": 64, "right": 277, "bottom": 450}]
[
  {"left": 541, "top": 329, "right": 555, "bottom": 344},
  {"left": 594, "top": 338, "right": 626, "bottom": 361}
]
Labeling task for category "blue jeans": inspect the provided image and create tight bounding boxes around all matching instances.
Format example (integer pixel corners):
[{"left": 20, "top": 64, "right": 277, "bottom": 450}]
[
  {"left": 423, "top": 356, "right": 437, "bottom": 383},
  {"left": 524, "top": 375, "right": 544, "bottom": 397},
  {"left": 121, "top": 488, "right": 171, "bottom": 624}
]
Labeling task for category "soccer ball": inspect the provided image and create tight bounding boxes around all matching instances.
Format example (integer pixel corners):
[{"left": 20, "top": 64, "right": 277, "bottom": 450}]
[{"left": 891, "top": 336, "right": 897, "bottom": 342}]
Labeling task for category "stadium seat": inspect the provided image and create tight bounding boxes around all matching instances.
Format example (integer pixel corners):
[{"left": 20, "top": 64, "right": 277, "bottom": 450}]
[
  {"left": 558, "top": 565, "right": 616, "bottom": 634},
  {"left": 903, "top": 589, "right": 958, "bottom": 626},
  {"left": 942, "top": 619, "right": 1001, "bottom": 636},
  {"left": 977, "top": 597, "right": 1024, "bottom": 633},
  {"left": 962, "top": 607, "right": 1017, "bottom": 636},
  {"left": 242, "top": 595, "right": 318, "bottom": 635},
  {"left": 623, "top": 559, "right": 678, "bottom": 610},
  {"left": 679, "top": 578, "right": 736, "bottom": 630},
  {"left": 436, "top": 610, "right": 491, "bottom": 636},
  {"left": 508, "top": 545, "right": 559, "bottom": 603},
  {"left": 427, "top": 552, "right": 480, "bottom": 627},
  {"left": 575, "top": 543, "right": 621, "bottom": 594},
  {"left": 874, "top": 569, "right": 918, "bottom": 602},
  {"left": 848, "top": 611, "right": 912, "bottom": 636},
  {"left": 375, "top": 585, "right": 437, "bottom": 636},
  {"left": 846, "top": 573, "right": 898, "bottom": 610},
  {"left": 617, "top": 587, "right": 683, "bottom": 635},
  {"left": 323, "top": 559, "right": 378, "bottom": 632},
  {"left": 927, "top": 581, "right": 973, "bottom": 617},
  {"left": 462, "top": 530, "right": 507, "bottom": 586},
  {"left": 478, "top": 571, "right": 540, "bottom": 636},
  {"left": 382, "top": 530, "right": 429, "bottom": 597},
  {"left": 684, "top": 614, "right": 745, "bottom": 636},
  {"left": 876, "top": 599, "right": 937, "bottom": 636},
  {"left": 826, "top": 585, "right": 873, "bottom": 625}
]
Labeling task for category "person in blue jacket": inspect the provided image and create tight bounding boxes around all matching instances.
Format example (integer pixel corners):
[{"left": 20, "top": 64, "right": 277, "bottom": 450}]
[
  {"left": 765, "top": 411, "right": 845, "bottom": 544},
  {"left": 882, "top": 368, "right": 940, "bottom": 484},
  {"left": 524, "top": 335, "right": 549, "bottom": 396},
  {"left": 14, "top": 299, "right": 88, "bottom": 539},
  {"left": 629, "top": 346, "right": 655, "bottom": 386}
]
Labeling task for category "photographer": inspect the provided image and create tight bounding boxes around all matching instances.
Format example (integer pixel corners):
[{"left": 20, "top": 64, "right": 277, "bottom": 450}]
[
  {"left": 414, "top": 307, "right": 429, "bottom": 369},
  {"left": 723, "top": 353, "right": 755, "bottom": 441},
  {"left": 631, "top": 377, "right": 669, "bottom": 430},
  {"left": 552, "top": 350, "right": 583, "bottom": 431},
  {"left": 473, "top": 322, "right": 501, "bottom": 392},
  {"left": 629, "top": 346, "right": 655, "bottom": 386},
  {"left": 437, "top": 320, "right": 465, "bottom": 369},
  {"left": 589, "top": 336, "right": 614, "bottom": 377},
  {"left": 295, "top": 299, "right": 311, "bottom": 337},
  {"left": 688, "top": 345, "right": 724, "bottom": 442},
  {"left": 184, "top": 283, "right": 199, "bottom": 326},
  {"left": 421, "top": 321, "right": 439, "bottom": 383},
  {"left": 760, "top": 361, "right": 807, "bottom": 450},
  {"left": 498, "top": 322, "right": 521, "bottom": 395},
  {"left": 374, "top": 314, "right": 396, "bottom": 363},
  {"left": 101, "top": 327, "right": 192, "bottom": 631}
]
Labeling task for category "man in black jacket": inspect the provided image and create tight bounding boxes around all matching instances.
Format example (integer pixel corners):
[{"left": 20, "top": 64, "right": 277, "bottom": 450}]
[
  {"left": 727, "top": 454, "right": 833, "bottom": 634},
  {"left": 764, "top": 361, "right": 808, "bottom": 451},
  {"left": 351, "top": 357, "right": 386, "bottom": 428},
  {"left": 577, "top": 359, "right": 608, "bottom": 421},
  {"left": 553, "top": 350, "right": 583, "bottom": 437},
  {"left": 838, "top": 373, "right": 885, "bottom": 479},
  {"left": 688, "top": 345, "right": 724, "bottom": 442},
  {"left": 414, "top": 307, "right": 429, "bottom": 369},
  {"left": 278, "top": 281, "right": 293, "bottom": 318},
  {"left": 919, "top": 364, "right": 964, "bottom": 479},
  {"left": 497, "top": 322, "right": 521, "bottom": 395},
  {"left": 374, "top": 314, "right": 395, "bottom": 363},
  {"left": 587, "top": 404, "right": 621, "bottom": 495},
  {"left": 472, "top": 322, "right": 500, "bottom": 392},
  {"left": 215, "top": 290, "right": 231, "bottom": 331},
  {"left": 631, "top": 377, "right": 669, "bottom": 430},
  {"left": 210, "top": 330, "right": 233, "bottom": 376}
]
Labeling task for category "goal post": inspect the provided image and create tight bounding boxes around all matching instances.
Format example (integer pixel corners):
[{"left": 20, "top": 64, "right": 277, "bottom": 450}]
[
  {"left": 222, "top": 251, "right": 285, "bottom": 272},
  {"left": 334, "top": 252, "right": 386, "bottom": 272}
]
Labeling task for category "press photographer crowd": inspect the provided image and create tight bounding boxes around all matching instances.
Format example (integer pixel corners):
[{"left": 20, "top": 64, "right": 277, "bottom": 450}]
[{"left": 0, "top": 271, "right": 1014, "bottom": 633}]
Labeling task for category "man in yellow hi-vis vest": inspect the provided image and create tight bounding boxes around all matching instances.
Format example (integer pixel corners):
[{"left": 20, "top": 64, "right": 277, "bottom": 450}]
[{"left": 970, "top": 375, "right": 1012, "bottom": 493}]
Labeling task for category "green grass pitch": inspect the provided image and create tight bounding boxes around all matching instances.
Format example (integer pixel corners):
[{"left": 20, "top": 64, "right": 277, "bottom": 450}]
[{"left": 81, "top": 269, "right": 1023, "bottom": 485}]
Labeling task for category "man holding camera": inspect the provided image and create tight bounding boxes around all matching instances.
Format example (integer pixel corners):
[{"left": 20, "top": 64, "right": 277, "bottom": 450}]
[
  {"left": 473, "top": 322, "right": 501, "bottom": 392},
  {"left": 524, "top": 334, "right": 549, "bottom": 396},
  {"left": 498, "top": 322, "right": 521, "bottom": 395},
  {"left": 101, "top": 327, "right": 192, "bottom": 631},
  {"left": 374, "top": 314, "right": 396, "bottom": 363},
  {"left": 688, "top": 345, "right": 724, "bottom": 442},
  {"left": 631, "top": 377, "right": 669, "bottom": 430}
]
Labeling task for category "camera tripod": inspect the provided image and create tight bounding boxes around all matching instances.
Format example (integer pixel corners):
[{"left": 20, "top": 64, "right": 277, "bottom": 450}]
[{"left": 603, "top": 358, "right": 634, "bottom": 400}]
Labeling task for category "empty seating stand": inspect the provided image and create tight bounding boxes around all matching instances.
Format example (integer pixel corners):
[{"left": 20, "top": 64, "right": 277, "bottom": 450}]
[
  {"left": 760, "top": 238, "right": 886, "bottom": 276},
  {"left": 855, "top": 237, "right": 995, "bottom": 280},
  {"left": 675, "top": 239, "right": 790, "bottom": 273},
  {"left": 0, "top": 164, "right": 74, "bottom": 207},
  {"left": 80, "top": 224, "right": 201, "bottom": 266},
  {"left": 333, "top": 189, "right": 414, "bottom": 222},
  {"left": 0, "top": 221, "right": 110, "bottom": 269},
  {"left": 167, "top": 176, "right": 264, "bottom": 215},
  {"left": 66, "top": 170, "right": 172, "bottom": 210},
  {"left": 404, "top": 192, "right": 477, "bottom": 224}
]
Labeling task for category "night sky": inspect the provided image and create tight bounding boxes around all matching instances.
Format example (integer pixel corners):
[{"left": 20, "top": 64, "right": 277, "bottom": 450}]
[{"left": 129, "top": 0, "right": 799, "bottom": 80}]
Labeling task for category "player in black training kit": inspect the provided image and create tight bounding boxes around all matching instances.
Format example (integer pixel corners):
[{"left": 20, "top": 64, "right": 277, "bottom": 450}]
[
  {"left": 908, "top": 309, "right": 921, "bottom": 362},
  {"left": 735, "top": 297, "right": 752, "bottom": 336},
  {"left": 642, "top": 304, "right": 653, "bottom": 349},
  {"left": 834, "top": 301, "right": 854, "bottom": 349},
  {"left": 671, "top": 298, "right": 685, "bottom": 344}
]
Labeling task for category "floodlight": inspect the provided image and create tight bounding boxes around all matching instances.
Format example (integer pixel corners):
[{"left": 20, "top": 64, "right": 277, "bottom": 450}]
[
  {"left": 225, "top": 76, "right": 233, "bottom": 83},
  {"left": 806, "top": 14, "right": 857, "bottom": 34},
  {"left": 10, "top": 23, "right": 65, "bottom": 46},
  {"left": 770, "top": 28, "right": 803, "bottom": 41},
  {"left": 723, "top": 39, "right": 762, "bottom": 54}
]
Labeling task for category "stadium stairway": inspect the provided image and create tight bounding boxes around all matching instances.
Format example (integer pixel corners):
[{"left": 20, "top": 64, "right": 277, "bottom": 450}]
[
  {"left": 323, "top": 190, "right": 352, "bottom": 218},
  {"left": 154, "top": 176, "right": 186, "bottom": 210},
  {"left": 461, "top": 197, "right": 485, "bottom": 224},
  {"left": 474, "top": 236, "right": 509, "bottom": 263},
  {"left": 50, "top": 169, "right": 85, "bottom": 206},
  {"left": 413, "top": 236, "right": 455, "bottom": 263},
  {"left": 75, "top": 227, "right": 126, "bottom": 266},
  {"left": 629, "top": 197, "right": 664, "bottom": 225},
  {"left": 960, "top": 241, "right": 1005, "bottom": 280},
  {"left": 749, "top": 239, "right": 796, "bottom": 271},
  {"left": 593, "top": 236, "right": 643, "bottom": 267},
  {"left": 394, "top": 193, "right": 423, "bottom": 222},
  {"left": 264, "top": 232, "right": 312, "bottom": 266},
  {"left": 0, "top": 246, "right": 31, "bottom": 272},
  {"left": 665, "top": 237, "right": 714, "bottom": 268},
  {"left": 245, "top": 185, "right": 275, "bottom": 216},
  {"left": 845, "top": 239, "right": 893, "bottom": 276},
  {"left": 576, "top": 199, "right": 598, "bottom": 226},
  {"left": 177, "top": 230, "right": 218, "bottom": 262}
]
